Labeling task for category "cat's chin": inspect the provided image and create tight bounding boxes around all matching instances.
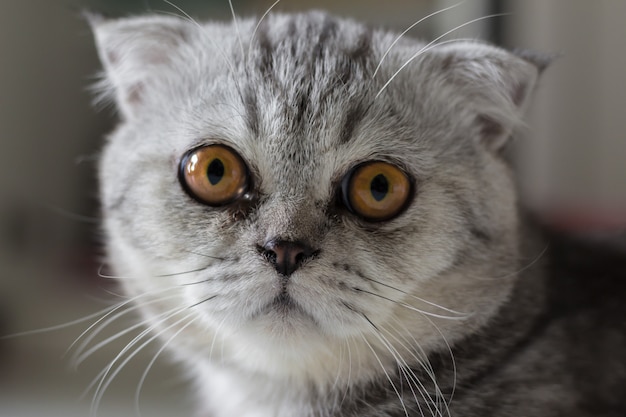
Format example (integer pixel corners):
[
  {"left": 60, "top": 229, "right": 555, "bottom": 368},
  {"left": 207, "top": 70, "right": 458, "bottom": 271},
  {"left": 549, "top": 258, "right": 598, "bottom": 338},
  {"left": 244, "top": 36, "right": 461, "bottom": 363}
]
[
  {"left": 225, "top": 319, "right": 349, "bottom": 383},
  {"left": 247, "top": 293, "right": 322, "bottom": 338}
]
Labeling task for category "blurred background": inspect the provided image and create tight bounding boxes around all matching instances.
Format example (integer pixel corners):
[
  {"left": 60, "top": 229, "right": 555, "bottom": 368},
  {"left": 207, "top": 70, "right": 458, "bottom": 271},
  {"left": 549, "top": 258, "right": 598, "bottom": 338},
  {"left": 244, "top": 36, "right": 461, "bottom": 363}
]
[{"left": 0, "top": 0, "right": 624, "bottom": 416}]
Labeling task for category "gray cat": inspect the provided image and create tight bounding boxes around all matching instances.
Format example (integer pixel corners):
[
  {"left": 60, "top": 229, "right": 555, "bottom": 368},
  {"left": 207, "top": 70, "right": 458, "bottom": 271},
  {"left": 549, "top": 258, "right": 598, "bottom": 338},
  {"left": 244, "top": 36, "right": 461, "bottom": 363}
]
[{"left": 88, "top": 9, "right": 626, "bottom": 417}]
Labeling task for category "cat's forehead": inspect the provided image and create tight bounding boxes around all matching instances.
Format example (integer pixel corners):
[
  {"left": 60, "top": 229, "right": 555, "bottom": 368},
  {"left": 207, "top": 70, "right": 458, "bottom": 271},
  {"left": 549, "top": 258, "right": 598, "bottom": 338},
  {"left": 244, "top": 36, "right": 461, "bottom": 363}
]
[
  {"left": 178, "top": 13, "right": 424, "bottom": 194},
  {"left": 243, "top": 12, "right": 381, "bottom": 147}
]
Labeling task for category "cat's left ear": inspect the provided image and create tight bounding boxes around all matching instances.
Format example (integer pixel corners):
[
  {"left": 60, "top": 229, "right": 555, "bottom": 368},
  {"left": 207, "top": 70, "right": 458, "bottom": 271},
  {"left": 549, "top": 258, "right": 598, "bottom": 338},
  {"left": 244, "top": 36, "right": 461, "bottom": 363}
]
[
  {"left": 434, "top": 42, "right": 552, "bottom": 151},
  {"left": 85, "top": 12, "right": 192, "bottom": 120}
]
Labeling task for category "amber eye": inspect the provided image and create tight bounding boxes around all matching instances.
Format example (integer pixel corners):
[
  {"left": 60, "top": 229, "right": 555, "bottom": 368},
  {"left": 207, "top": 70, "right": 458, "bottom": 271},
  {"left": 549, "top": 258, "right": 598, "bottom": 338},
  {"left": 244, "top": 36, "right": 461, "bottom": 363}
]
[
  {"left": 179, "top": 145, "right": 249, "bottom": 206},
  {"left": 341, "top": 161, "right": 412, "bottom": 222}
]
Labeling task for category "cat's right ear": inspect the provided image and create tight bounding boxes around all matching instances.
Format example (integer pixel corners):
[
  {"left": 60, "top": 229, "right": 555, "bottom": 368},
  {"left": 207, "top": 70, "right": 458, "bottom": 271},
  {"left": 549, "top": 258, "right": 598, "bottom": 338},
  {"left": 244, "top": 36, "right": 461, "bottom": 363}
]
[{"left": 85, "top": 12, "right": 191, "bottom": 120}]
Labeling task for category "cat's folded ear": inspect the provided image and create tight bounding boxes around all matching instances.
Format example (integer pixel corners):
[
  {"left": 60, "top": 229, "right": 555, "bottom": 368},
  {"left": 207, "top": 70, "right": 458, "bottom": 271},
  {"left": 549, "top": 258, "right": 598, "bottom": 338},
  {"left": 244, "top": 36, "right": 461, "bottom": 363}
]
[
  {"left": 86, "top": 12, "right": 192, "bottom": 120},
  {"left": 433, "top": 42, "right": 552, "bottom": 152}
]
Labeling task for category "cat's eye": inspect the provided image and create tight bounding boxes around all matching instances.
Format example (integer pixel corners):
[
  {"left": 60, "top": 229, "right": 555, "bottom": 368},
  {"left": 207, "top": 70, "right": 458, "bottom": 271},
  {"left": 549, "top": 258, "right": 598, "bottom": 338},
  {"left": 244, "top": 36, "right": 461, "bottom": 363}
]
[
  {"left": 341, "top": 161, "right": 412, "bottom": 222},
  {"left": 179, "top": 145, "right": 249, "bottom": 206}
]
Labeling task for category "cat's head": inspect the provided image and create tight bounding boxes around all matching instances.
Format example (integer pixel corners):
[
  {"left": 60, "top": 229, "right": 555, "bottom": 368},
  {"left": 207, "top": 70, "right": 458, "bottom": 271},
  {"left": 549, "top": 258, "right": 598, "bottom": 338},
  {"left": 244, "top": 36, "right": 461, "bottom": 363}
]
[{"left": 91, "top": 11, "right": 544, "bottom": 385}]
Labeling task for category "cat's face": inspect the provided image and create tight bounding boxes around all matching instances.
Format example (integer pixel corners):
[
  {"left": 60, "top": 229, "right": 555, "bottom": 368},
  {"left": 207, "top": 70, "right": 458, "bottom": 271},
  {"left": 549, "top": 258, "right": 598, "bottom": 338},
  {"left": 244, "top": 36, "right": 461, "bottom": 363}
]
[{"left": 92, "top": 12, "right": 540, "bottom": 384}]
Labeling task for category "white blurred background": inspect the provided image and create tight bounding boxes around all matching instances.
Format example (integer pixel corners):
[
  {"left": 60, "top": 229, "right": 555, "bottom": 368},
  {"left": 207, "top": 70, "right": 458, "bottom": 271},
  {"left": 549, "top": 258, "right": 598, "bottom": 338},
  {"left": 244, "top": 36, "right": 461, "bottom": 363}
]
[{"left": 0, "top": 1, "right": 624, "bottom": 416}]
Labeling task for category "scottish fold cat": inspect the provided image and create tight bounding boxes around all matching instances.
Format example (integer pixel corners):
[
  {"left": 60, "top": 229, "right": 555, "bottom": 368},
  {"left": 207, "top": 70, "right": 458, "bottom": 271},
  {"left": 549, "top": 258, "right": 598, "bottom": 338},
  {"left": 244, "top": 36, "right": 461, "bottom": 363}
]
[{"left": 88, "top": 8, "right": 626, "bottom": 417}]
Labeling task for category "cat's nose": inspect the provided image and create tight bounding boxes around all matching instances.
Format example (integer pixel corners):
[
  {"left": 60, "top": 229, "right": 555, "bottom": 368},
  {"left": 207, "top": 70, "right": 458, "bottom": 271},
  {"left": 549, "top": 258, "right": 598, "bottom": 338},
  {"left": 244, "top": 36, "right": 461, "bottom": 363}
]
[{"left": 260, "top": 240, "right": 318, "bottom": 277}]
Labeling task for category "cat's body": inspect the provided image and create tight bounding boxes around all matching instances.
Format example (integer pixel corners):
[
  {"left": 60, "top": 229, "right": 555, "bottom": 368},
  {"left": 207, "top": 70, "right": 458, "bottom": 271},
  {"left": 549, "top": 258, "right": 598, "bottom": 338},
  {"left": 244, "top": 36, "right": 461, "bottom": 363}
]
[{"left": 88, "top": 10, "right": 626, "bottom": 417}]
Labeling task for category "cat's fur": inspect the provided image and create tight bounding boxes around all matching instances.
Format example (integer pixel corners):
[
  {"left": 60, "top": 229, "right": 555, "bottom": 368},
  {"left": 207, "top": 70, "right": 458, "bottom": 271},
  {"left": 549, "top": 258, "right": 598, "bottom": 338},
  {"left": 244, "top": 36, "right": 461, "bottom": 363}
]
[{"left": 89, "top": 10, "right": 626, "bottom": 417}]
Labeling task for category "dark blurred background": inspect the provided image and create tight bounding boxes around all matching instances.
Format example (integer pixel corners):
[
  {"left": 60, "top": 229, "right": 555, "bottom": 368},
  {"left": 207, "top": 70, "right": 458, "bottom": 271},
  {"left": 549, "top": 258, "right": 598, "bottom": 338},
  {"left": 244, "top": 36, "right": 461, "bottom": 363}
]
[{"left": 0, "top": 1, "right": 624, "bottom": 416}]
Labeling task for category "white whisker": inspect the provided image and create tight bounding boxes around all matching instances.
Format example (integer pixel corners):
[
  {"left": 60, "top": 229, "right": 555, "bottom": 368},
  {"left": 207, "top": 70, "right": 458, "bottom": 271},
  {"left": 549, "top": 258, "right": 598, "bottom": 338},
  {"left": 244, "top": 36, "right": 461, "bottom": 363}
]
[
  {"left": 376, "top": 13, "right": 509, "bottom": 98},
  {"left": 338, "top": 332, "right": 354, "bottom": 410},
  {"left": 373, "top": 2, "right": 464, "bottom": 77},
  {"left": 420, "top": 314, "right": 457, "bottom": 414},
  {"left": 79, "top": 304, "right": 187, "bottom": 403},
  {"left": 228, "top": 0, "right": 245, "bottom": 61},
  {"left": 247, "top": 0, "right": 282, "bottom": 62},
  {"left": 134, "top": 316, "right": 199, "bottom": 417},
  {"left": 377, "top": 324, "right": 442, "bottom": 417},
  {"left": 97, "top": 263, "right": 212, "bottom": 280},
  {"left": 363, "top": 277, "right": 470, "bottom": 316},
  {"left": 71, "top": 294, "right": 183, "bottom": 367},
  {"left": 161, "top": 0, "right": 199, "bottom": 26},
  {"left": 491, "top": 244, "right": 550, "bottom": 281},
  {"left": 356, "top": 288, "right": 472, "bottom": 320},
  {"left": 91, "top": 308, "right": 193, "bottom": 415},
  {"left": 39, "top": 200, "right": 99, "bottom": 223},
  {"left": 159, "top": 0, "right": 242, "bottom": 98},
  {"left": 386, "top": 319, "right": 435, "bottom": 381},
  {"left": 182, "top": 249, "right": 228, "bottom": 261},
  {"left": 208, "top": 313, "right": 231, "bottom": 363},
  {"left": 75, "top": 318, "right": 146, "bottom": 368},
  {"left": 1, "top": 303, "right": 119, "bottom": 340},
  {"left": 366, "top": 317, "right": 437, "bottom": 417},
  {"left": 91, "top": 311, "right": 196, "bottom": 416},
  {"left": 359, "top": 332, "right": 410, "bottom": 417},
  {"left": 66, "top": 287, "right": 182, "bottom": 359}
]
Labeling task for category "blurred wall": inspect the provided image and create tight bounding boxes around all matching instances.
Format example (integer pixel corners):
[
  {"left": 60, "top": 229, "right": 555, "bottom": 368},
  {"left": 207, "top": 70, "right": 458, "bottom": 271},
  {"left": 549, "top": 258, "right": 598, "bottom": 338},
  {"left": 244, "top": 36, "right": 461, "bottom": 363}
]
[
  {"left": 505, "top": 0, "right": 626, "bottom": 218},
  {"left": 0, "top": 1, "right": 106, "bottom": 266}
]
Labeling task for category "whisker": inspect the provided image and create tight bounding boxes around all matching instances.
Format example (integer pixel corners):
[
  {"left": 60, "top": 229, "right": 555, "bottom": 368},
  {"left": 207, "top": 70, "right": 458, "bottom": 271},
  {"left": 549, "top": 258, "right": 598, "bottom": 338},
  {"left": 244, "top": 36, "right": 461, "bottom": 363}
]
[
  {"left": 337, "top": 319, "right": 353, "bottom": 410},
  {"left": 161, "top": 0, "right": 200, "bottom": 27},
  {"left": 88, "top": 306, "right": 191, "bottom": 414},
  {"left": 494, "top": 244, "right": 550, "bottom": 281},
  {"left": 354, "top": 287, "right": 471, "bottom": 320},
  {"left": 360, "top": 276, "right": 469, "bottom": 316},
  {"left": 75, "top": 317, "right": 148, "bottom": 369},
  {"left": 97, "top": 263, "right": 212, "bottom": 280},
  {"left": 345, "top": 306, "right": 422, "bottom": 415},
  {"left": 247, "top": 0, "right": 282, "bottom": 62},
  {"left": 419, "top": 314, "right": 457, "bottom": 414},
  {"left": 182, "top": 249, "right": 228, "bottom": 261},
  {"left": 158, "top": 0, "right": 243, "bottom": 98},
  {"left": 1, "top": 303, "right": 120, "bottom": 340},
  {"left": 359, "top": 331, "right": 410, "bottom": 417},
  {"left": 376, "top": 13, "right": 509, "bottom": 98},
  {"left": 361, "top": 311, "right": 439, "bottom": 416},
  {"left": 188, "top": 294, "right": 218, "bottom": 308},
  {"left": 38, "top": 200, "right": 99, "bottom": 224},
  {"left": 66, "top": 287, "right": 183, "bottom": 358},
  {"left": 97, "top": 287, "right": 127, "bottom": 299},
  {"left": 208, "top": 313, "right": 231, "bottom": 363},
  {"left": 378, "top": 323, "right": 443, "bottom": 417},
  {"left": 375, "top": 37, "right": 472, "bottom": 100},
  {"left": 68, "top": 298, "right": 141, "bottom": 361},
  {"left": 78, "top": 290, "right": 217, "bottom": 370},
  {"left": 373, "top": 2, "right": 463, "bottom": 77},
  {"left": 80, "top": 304, "right": 187, "bottom": 402},
  {"left": 387, "top": 317, "right": 437, "bottom": 385},
  {"left": 374, "top": 327, "right": 430, "bottom": 417},
  {"left": 91, "top": 311, "right": 196, "bottom": 416},
  {"left": 228, "top": 0, "right": 245, "bottom": 61},
  {"left": 329, "top": 330, "right": 345, "bottom": 397},
  {"left": 70, "top": 294, "right": 183, "bottom": 367},
  {"left": 385, "top": 319, "right": 435, "bottom": 381},
  {"left": 134, "top": 316, "right": 199, "bottom": 417}
]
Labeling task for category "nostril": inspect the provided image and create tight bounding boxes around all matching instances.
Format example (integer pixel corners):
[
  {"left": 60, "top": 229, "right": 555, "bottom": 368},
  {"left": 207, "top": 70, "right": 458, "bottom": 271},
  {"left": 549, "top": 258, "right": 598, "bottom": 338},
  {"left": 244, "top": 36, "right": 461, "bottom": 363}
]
[
  {"left": 258, "top": 246, "right": 277, "bottom": 263},
  {"left": 294, "top": 252, "right": 305, "bottom": 265},
  {"left": 260, "top": 240, "right": 318, "bottom": 276}
]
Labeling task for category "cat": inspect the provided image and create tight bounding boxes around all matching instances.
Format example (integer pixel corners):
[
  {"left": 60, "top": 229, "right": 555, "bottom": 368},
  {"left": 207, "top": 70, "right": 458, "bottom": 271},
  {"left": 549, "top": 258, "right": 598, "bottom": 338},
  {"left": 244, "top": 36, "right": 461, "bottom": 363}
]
[{"left": 87, "top": 8, "right": 626, "bottom": 417}]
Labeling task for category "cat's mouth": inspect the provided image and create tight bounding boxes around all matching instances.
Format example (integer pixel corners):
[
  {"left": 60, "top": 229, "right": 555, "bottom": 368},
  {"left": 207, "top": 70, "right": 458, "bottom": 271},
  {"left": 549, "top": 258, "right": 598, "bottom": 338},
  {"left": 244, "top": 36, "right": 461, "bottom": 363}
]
[
  {"left": 265, "top": 293, "right": 301, "bottom": 314},
  {"left": 254, "top": 292, "right": 317, "bottom": 324}
]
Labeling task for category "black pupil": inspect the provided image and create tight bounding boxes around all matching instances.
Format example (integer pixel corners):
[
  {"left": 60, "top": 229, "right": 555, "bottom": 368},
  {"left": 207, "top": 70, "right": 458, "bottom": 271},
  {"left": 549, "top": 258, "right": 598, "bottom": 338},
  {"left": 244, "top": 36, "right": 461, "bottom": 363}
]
[
  {"left": 207, "top": 158, "right": 225, "bottom": 185},
  {"left": 370, "top": 174, "right": 389, "bottom": 201}
]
